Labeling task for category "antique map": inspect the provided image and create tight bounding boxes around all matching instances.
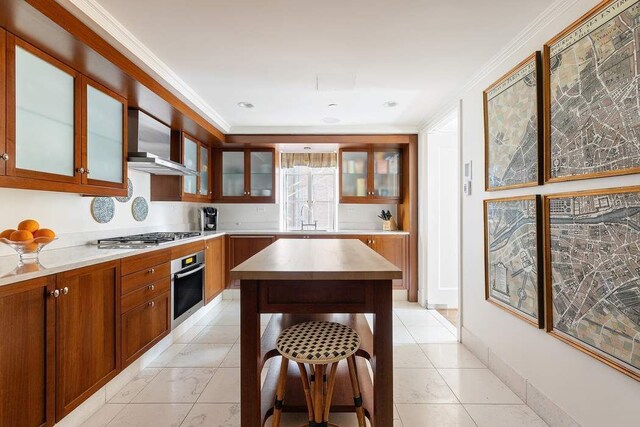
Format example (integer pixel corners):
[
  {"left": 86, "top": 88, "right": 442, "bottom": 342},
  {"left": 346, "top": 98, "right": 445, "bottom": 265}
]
[
  {"left": 548, "top": 0, "right": 640, "bottom": 179},
  {"left": 485, "top": 58, "right": 539, "bottom": 189},
  {"left": 549, "top": 190, "right": 640, "bottom": 373},
  {"left": 486, "top": 198, "right": 540, "bottom": 322}
]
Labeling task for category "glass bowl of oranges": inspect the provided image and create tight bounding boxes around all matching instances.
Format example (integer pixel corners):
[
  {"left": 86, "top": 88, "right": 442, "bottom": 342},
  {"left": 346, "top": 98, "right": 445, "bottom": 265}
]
[{"left": 0, "top": 220, "right": 56, "bottom": 261}]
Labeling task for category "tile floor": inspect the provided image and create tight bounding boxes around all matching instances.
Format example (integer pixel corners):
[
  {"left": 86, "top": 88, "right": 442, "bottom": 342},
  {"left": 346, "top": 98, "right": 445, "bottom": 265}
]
[{"left": 83, "top": 299, "right": 547, "bottom": 426}]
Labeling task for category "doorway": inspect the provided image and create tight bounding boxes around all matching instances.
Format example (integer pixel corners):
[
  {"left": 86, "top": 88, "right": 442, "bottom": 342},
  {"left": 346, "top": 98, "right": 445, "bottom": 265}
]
[{"left": 422, "top": 109, "right": 461, "bottom": 332}]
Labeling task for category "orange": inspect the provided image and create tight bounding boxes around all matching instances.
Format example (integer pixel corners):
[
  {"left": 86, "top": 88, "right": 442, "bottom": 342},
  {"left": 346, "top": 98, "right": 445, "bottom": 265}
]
[
  {"left": 34, "top": 229, "right": 56, "bottom": 241},
  {"left": 22, "top": 242, "right": 39, "bottom": 253},
  {"left": 0, "top": 229, "right": 16, "bottom": 239},
  {"left": 9, "top": 230, "right": 34, "bottom": 242},
  {"left": 18, "top": 219, "right": 40, "bottom": 233}
]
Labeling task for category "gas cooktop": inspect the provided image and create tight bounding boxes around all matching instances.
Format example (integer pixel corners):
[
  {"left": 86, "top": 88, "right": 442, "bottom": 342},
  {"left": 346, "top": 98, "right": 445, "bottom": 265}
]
[{"left": 97, "top": 231, "right": 202, "bottom": 249}]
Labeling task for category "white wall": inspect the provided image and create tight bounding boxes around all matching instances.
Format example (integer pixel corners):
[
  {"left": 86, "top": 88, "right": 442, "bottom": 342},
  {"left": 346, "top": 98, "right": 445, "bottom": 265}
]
[{"left": 445, "top": 0, "right": 640, "bottom": 425}]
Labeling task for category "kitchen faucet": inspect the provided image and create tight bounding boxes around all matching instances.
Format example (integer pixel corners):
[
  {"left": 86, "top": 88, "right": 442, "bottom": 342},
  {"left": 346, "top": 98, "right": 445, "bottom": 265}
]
[{"left": 300, "top": 202, "right": 317, "bottom": 231}]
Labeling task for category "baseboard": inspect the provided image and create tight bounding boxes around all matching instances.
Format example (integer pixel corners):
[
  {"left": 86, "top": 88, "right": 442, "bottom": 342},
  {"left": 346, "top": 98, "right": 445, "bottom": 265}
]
[
  {"left": 461, "top": 327, "right": 580, "bottom": 427},
  {"left": 55, "top": 294, "right": 224, "bottom": 427}
]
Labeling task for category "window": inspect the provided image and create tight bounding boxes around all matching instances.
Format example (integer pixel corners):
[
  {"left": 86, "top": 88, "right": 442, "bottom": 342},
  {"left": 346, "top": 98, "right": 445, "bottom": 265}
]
[{"left": 282, "top": 153, "right": 337, "bottom": 231}]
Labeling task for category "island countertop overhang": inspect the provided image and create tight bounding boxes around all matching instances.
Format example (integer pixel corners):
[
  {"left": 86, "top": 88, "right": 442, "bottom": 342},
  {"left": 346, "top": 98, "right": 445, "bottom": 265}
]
[{"left": 230, "top": 238, "right": 403, "bottom": 281}]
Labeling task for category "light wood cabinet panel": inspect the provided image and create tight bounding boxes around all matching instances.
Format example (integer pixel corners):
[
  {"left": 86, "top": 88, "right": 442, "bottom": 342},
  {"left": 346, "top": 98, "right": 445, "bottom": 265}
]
[
  {"left": 0, "top": 29, "right": 6, "bottom": 177},
  {"left": 372, "top": 235, "right": 406, "bottom": 288},
  {"left": 121, "top": 292, "right": 170, "bottom": 367},
  {"left": 205, "top": 237, "right": 225, "bottom": 304},
  {"left": 55, "top": 261, "right": 120, "bottom": 420},
  {"left": 0, "top": 275, "right": 56, "bottom": 427}
]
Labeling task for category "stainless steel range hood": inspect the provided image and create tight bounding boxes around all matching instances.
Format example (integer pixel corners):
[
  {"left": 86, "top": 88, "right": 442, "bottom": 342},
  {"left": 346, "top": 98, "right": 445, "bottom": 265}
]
[{"left": 127, "top": 110, "right": 198, "bottom": 176}]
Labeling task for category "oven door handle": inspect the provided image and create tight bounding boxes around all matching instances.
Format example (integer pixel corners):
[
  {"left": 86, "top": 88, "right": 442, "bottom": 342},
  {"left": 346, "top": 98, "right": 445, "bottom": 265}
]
[{"left": 173, "top": 263, "right": 205, "bottom": 280}]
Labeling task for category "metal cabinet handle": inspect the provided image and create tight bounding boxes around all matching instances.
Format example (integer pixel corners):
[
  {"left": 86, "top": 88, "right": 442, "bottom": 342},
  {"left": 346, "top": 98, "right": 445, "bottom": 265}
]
[
  {"left": 76, "top": 167, "right": 85, "bottom": 174},
  {"left": 61, "top": 287, "right": 69, "bottom": 295},
  {"left": 148, "top": 268, "right": 155, "bottom": 274},
  {"left": 148, "top": 284, "right": 155, "bottom": 291},
  {"left": 372, "top": 240, "right": 375, "bottom": 244},
  {"left": 85, "top": 169, "right": 90, "bottom": 175},
  {"left": 50, "top": 289, "right": 60, "bottom": 298},
  {"left": 148, "top": 301, "right": 155, "bottom": 308},
  {"left": 0, "top": 153, "right": 8, "bottom": 161}
]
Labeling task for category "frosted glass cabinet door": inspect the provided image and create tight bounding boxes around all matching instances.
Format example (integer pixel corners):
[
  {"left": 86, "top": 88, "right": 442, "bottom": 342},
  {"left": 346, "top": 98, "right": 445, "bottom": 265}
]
[
  {"left": 86, "top": 85, "right": 123, "bottom": 184},
  {"left": 183, "top": 136, "right": 198, "bottom": 194},
  {"left": 15, "top": 46, "right": 76, "bottom": 178},
  {"left": 373, "top": 150, "right": 400, "bottom": 198},
  {"left": 341, "top": 151, "right": 369, "bottom": 197},
  {"left": 199, "top": 145, "right": 209, "bottom": 196},
  {"left": 250, "top": 151, "right": 273, "bottom": 197},
  {"left": 222, "top": 151, "right": 245, "bottom": 197}
]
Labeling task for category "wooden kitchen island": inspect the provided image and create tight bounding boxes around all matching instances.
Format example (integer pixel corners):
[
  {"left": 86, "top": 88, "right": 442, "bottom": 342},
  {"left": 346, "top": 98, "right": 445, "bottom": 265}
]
[{"left": 230, "top": 238, "right": 402, "bottom": 427}]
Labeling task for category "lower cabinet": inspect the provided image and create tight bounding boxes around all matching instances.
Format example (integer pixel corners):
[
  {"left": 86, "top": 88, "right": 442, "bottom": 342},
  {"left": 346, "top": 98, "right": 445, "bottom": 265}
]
[
  {"left": 371, "top": 235, "right": 407, "bottom": 289},
  {"left": 205, "top": 236, "right": 225, "bottom": 303},
  {"left": 227, "top": 235, "right": 276, "bottom": 287},
  {"left": 122, "top": 292, "right": 170, "bottom": 367},
  {"left": 55, "top": 261, "right": 121, "bottom": 420},
  {"left": 0, "top": 261, "right": 120, "bottom": 426},
  {"left": 0, "top": 275, "right": 55, "bottom": 427}
]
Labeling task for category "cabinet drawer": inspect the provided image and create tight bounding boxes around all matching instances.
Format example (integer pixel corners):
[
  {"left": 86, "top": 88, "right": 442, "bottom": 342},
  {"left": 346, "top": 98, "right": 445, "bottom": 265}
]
[
  {"left": 121, "top": 292, "right": 170, "bottom": 367},
  {"left": 121, "top": 262, "right": 170, "bottom": 295},
  {"left": 171, "top": 240, "right": 205, "bottom": 259},
  {"left": 121, "top": 277, "right": 170, "bottom": 314},
  {"left": 121, "top": 249, "right": 170, "bottom": 276}
]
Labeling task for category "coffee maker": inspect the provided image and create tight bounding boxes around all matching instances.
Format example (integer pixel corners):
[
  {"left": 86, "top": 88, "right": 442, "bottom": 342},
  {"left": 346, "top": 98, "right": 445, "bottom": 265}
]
[{"left": 200, "top": 207, "right": 218, "bottom": 231}]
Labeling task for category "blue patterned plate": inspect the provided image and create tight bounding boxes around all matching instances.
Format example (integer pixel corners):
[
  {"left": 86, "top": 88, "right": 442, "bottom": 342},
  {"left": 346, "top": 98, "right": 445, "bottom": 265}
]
[
  {"left": 91, "top": 197, "right": 115, "bottom": 223},
  {"left": 115, "top": 178, "right": 133, "bottom": 203},
  {"left": 132, "top": 197, "right": 149, "bottom": 222}
]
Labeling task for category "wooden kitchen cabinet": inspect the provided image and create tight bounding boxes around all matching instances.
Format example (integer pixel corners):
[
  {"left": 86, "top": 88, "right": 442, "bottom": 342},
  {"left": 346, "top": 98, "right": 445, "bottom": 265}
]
[
  {"left": 122, "top": 292, "right": 170, "bottom": 367},
  {"left": 339, "top": 234, "right": 407, "bottom": 288},
  {"left": 55, "top": 261, "right": 120, "bottom": 420},
  {"left": 0, "top": 29, "right": 6, "bottom": 177},
  {"left": 1, "top": 36, "right": 127, "bottom": 197},
  {"left": 215, "top": 148, "right": 275, "bottom": 203},
  {"left": 0, "top": 275, "right": 56, "bottom": 427},
  {"left": 227, "top": 235, "right": 277, "bottom": 287},
  {"left": 339, "top": 147, "right": 401, "bottom": 203},
  {"left": 205, "top": 236, "right": 225, "bottom": 303}
]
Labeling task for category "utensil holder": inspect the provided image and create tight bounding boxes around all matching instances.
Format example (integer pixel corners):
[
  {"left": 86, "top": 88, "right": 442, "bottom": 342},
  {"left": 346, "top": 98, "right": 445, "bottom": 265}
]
[{"left": 382, "top": 219, "right": 397, "bottom": 231}]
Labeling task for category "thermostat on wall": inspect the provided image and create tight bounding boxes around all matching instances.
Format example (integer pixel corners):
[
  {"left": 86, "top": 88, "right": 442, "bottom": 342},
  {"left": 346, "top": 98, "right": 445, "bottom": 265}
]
[{"left": 463, "top": 161, "right": 472, "bottom": 196}]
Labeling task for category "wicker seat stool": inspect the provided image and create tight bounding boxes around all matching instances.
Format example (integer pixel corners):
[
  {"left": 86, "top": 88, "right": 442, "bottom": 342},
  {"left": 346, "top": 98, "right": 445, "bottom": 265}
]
[{"left": 272, "top": 321, "right": 366, "bottom": 427}]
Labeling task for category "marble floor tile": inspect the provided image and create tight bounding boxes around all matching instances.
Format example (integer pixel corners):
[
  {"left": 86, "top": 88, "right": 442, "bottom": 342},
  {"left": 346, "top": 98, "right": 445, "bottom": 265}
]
[
  {"left": 208, "top": 310, "right": 241, "bottom": 326},
  {"left": 464, "top": 404, "right": 548, "bottom": 427},
  {"left": 407, "top": 326, "right": 457, "bottom": 344},
  {"left": 132, "top": 368, "right": 214, "bottom": 403},
  {"left": 109, "top": 368, "right": 162, "bottom": 404},
  {"left": 163, "top": 343, "right": 231, "bottom": 368},
  {"left": 220, "top": 341, "right": 240, "bottom": 368},
  {"left": 396, "top": 403, "right": 475, "bottom": 427},
  {"left": 420, "top": 343, "right": 485, "bottom": 369},
  {"left": 395, "top": 309, "right": 443, "bottom": 327},
  {"left": 106, "top": 403, "right": 192, "bottom": 427},
  {"left": 439, "top": 369, "right": 522, "bottom": 404},
  {"left": 181, "top": 403, "right": 241, "bottom": 427},
  {"left": 198, "top": 367, "right": 240, "bottom": 403},
  {"left": 393, "top": 343, "right": 434, "bottom": 368},
  {"left": 147, "top": 344, "right": 187, "bottom": 368},
  {"left": 192, "top": 325, "right": 240, "bottom": 344},
  {"left": 393, "top": 368, "right": 458, "bottom": 403},
  {"left": 393, "top": 326, "right": 416, "bottom": 344},
  {"left": 174, "top": 324, "right": 207, "bottom": 344},
  {"left": 82, "top": 403, "right": 126, "bottom": 427}
]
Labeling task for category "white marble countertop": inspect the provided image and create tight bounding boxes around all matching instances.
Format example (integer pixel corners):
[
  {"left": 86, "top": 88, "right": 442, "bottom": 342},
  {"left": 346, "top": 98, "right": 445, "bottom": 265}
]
[{"left": 0, "top": 229, "right": 409, "bottom": 287}]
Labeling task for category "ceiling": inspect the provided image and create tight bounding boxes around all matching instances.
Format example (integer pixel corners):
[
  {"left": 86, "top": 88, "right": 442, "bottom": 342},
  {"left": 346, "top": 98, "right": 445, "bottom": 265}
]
[{"left": 80, "top": 0, "right": 555, "bottom": 133}]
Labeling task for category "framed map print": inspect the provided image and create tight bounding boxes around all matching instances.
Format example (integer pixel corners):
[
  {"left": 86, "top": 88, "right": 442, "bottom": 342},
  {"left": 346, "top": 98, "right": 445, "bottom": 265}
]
[
  {"left": 544, "top": 0, "right": 640, "bottom": 182},
  {"left": 484, "top": 195, "right": 543, "bottom": 327},
  {"left": 545, "top": 187, "right": 640, "bottom": 381},
  {"left": 483, "top": 52, "right": 543, "bottom": 191}
]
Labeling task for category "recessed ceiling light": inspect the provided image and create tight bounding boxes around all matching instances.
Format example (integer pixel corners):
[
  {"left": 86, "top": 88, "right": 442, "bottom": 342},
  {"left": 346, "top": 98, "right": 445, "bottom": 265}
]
[
  {"left": 328, "top": 103, "right": 338, "bottom": 108},
  {"left": 237, "top": 102, "right": 254, "bottom": 109},
  {"left": 322, "top": 117, "right": 340, "bottom": 124},
  {"left": 383, "top": 101, "right": 398, "bottom": 108}
]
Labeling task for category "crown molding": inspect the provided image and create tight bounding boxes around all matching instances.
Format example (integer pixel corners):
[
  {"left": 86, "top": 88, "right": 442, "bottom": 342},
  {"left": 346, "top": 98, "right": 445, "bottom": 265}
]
[
  {"left": 60, "top": 0, "right": 231, "bottom": 133},
  {"left": 229, "top": 124, "right": 419, "bottom": 135},
  {"left": 418, "top": 0, "right": 579, "bottom": 132}
]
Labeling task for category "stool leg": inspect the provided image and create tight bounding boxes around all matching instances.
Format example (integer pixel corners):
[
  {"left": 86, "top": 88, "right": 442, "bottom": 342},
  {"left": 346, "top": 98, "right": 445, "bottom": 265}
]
[
  {"left": 313, "top": 364, "right": 325, "bottom": 425},
  {"left": 297, "top": 363, "right": 314, "bottom": 424},
  {"left": 347, "top": 356, "right": 366, "bottom": 427},
  {"left": 322, "top": 362, "right": 339, "bottom": 422},
  {"left": 272, "top": 357, "right": 289, "bottom": 427}
]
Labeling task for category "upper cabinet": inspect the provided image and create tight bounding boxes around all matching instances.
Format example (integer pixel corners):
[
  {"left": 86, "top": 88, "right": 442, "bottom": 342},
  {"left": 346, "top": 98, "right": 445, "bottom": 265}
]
[
  {"left": 0, "top": 36, "right": 127, "bottom": 197},
  {"left": 216, "top": 148, "right": 275, "bottom": 203},
  {"left": 340, "top": 147, "right": 402, "bottom": 203}
]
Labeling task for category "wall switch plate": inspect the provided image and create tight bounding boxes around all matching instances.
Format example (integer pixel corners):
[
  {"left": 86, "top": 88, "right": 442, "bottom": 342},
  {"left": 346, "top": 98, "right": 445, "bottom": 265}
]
[
  {"left": 464, "top": 161, "right": 472, "bottom": 179},
  {"left": 463, "top": 179, "right": 471, "bottom": 196}
]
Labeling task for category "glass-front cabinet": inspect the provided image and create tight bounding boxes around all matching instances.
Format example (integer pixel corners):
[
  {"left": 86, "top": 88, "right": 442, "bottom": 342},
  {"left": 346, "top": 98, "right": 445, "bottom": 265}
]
[
  {"left": 218, "top": 148, "right": 275, "bottom": 202},
  {"left": 340, "top": 147, "right": 401, "bottom": 202},
  {"left": 183, "top": 135, "right": 198, "bottom": 195},
  {"left": 199, "top": 144, "right": 209, "bottom": 197},
  {"left": 3, "top": 36, "right": 128, "bottom": 196},
  {"left": 182, "top": 133, "right": 210, "bottom": 201}
]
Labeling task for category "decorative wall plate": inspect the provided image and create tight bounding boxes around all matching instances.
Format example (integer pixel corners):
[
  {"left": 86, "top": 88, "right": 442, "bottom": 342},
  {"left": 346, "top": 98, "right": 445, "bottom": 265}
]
[
  {"left": 91, "top": 197, "right": 115, "bottom": 224},
  {"left": 115, "top": 178, "right": 133, "bottom": 203},
  {"left": 132, "top": 197, "right": 149, "bottom": 222}
]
